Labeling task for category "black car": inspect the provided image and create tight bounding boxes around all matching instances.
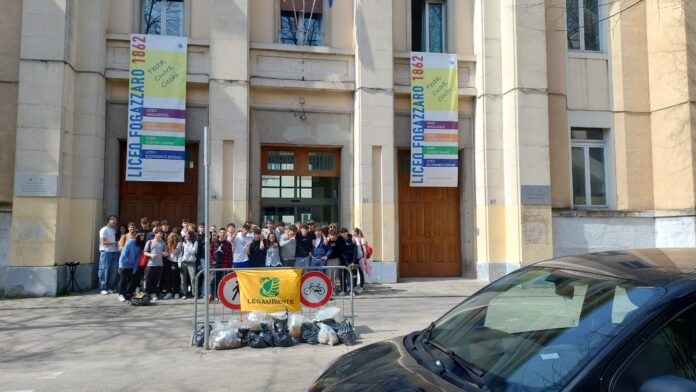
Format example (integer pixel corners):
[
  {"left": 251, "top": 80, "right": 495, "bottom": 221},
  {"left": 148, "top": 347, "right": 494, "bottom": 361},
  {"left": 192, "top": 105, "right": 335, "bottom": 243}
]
[{"left": 310, "top": 249, "right": 696, "bottom": 391}]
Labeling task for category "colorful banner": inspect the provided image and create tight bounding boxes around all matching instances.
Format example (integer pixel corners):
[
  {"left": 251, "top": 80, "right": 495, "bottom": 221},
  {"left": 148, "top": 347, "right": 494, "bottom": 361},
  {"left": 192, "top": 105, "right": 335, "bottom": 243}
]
[
  {"left": 410, "top": 52, "right": 459, "bottom": 187},
  {"left": 237, "top": 269, "right": 302, "bottom": 312},
  {"left": 126, "top": 34, "right": 187, "bottom": 182}
]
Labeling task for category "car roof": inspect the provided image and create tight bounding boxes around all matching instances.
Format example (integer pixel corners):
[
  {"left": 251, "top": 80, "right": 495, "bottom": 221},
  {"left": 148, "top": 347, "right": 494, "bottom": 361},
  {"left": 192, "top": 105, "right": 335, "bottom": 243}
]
[{"left": 536, "top": 248, "right": 696, "bottom": 287}]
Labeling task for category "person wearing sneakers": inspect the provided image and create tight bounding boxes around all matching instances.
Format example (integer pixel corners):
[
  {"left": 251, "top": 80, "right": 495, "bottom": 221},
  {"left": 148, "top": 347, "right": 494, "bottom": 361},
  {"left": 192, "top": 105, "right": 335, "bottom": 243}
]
[
  {"left": 143, "top": 229, "right": 167, "bottom": 301},
  {"left": 98, "top": 215, "right": 120, "bottom": 295},
  {"left": 336, "top": 228, "right": 355, "bottom": 295},
  {"left": 117, "top": 233, "right": 140, "bottom": 302}
]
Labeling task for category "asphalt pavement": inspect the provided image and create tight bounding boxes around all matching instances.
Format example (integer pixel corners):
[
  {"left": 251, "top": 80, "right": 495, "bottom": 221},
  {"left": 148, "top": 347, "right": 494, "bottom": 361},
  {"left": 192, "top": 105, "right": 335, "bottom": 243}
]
[{"left": 0, "top": 278, "right": 485, "bottom": 392}]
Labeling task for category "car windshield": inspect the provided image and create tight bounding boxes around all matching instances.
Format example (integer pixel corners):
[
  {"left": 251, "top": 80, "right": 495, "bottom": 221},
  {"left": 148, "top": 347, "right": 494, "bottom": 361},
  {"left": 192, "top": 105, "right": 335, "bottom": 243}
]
[{"left": 428, "top": 266, "right": 664, "bottom": 391}]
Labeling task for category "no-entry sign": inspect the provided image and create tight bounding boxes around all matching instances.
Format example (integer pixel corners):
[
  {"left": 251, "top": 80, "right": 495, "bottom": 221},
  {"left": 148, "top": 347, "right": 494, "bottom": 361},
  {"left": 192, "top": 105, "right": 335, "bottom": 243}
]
[
  {"left": 218, "top": 272, "right": 240, "bottom": 310},
  {"left": 300, "top": 271, "right": 333, "bottom": 308}
]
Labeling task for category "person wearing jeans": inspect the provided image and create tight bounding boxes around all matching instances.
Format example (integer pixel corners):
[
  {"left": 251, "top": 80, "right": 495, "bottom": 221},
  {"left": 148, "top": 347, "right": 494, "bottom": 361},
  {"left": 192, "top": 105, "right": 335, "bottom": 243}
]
[
  {"left": 309, "top": 227, "right": 332, "bottom": 271},
  {"left": 209, "top": 228, "right": 232, "bottom": 300},
  {"left": 98, "top": 215, "right": 120, "bottom": 294},
  {"left": 294, "top": 224, "right": 314, "bottom": 269},
  {"left": 178, "top": 231, "right": 198, "bottom": 299}
]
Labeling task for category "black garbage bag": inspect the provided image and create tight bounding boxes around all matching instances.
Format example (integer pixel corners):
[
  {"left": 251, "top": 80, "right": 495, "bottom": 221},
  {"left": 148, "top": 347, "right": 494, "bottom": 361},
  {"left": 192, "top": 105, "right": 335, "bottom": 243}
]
[
  {"left": 247, "top": 332, "right": 269, "bottom": 348},
  {"left": 301, "top": 322, "right": 320, "bottom": 345},
  {"left": 273, "top": 318, "right": 288, "bottom": 333},
  {"left": 272, "top": 318, "right": 294, "bottom": 347},
  {"left": 194, "top": 324, "right": 212, "bottom": 347},
  {"left": 237, "top": 327, "right": 251, "bottom": 345},
  {"left": 259, "top": 329, "right": 275, "bottom": 348},
  {"left": 320, "top": 318, "right": 340, "bottom": 332},
  {"left": 337, "top": 319, "right": 357, "bottom": 346}
]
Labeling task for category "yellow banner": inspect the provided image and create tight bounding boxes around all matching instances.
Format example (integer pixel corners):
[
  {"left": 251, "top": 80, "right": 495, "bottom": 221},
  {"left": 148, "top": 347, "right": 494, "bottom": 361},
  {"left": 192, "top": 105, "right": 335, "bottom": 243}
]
[{"left": 237, "top": 269, "right": 302, "bottom": 312}]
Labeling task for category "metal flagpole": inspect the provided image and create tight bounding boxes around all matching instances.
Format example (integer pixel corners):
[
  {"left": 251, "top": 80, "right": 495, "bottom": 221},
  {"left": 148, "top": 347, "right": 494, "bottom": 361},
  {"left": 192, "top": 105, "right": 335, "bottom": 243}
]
[{"left": 203, "top": 126, "right": 211, "bottom": 349}]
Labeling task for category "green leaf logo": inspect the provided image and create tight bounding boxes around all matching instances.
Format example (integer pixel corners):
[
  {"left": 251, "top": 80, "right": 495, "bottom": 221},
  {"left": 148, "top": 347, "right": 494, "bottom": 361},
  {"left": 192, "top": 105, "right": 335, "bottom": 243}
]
[{"left": 259, "top": 277, "right": 280, "bottom": 297}]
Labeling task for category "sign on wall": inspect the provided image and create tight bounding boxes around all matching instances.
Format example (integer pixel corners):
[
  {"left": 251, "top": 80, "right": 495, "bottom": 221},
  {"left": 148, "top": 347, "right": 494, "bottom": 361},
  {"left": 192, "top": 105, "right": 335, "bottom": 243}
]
[
  {"left": 410, "top": 52, "right": 459, "bottom": 187},
  {"left": 126, "top": 34, "right": 187, "bottom": 182}
]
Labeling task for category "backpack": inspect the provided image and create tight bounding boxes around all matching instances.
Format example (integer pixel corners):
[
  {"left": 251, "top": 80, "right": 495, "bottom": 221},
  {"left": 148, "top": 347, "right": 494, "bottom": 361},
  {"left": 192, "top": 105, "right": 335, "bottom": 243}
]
[
  {"left": 364, "top": 242, "right": 373, "bottom": 259},
  {"left": 129, "top": 292, "right": 151, "bottom": 306}
]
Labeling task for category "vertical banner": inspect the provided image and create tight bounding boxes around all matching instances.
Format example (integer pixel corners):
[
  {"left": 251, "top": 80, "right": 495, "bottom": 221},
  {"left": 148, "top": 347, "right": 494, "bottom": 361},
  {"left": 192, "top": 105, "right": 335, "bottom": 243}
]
[
  {"left": 410, "top": 52, "right": 459, "bottom": 187},
  {"left": 127, "top": 34, "right": 188, "bottom": 182}
]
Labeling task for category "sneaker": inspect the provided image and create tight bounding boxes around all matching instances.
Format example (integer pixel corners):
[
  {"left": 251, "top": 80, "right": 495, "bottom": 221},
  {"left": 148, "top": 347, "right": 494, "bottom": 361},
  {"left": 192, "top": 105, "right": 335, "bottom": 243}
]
[
  {"left": 151, "top": 294, "right": 158, "bottom": 302},
  {"left": 118, "top": 295, "right": 126, "bottom": 302},
  {"left": 356, "top": 287, "right": 364, "bottom": 294},
  {"left": 174, "top": 294, "right": 180, "bottom": 299},
  {"left": 100, "top": 290, "right": 108, "bottom": 295},
  {"left": 163, "top": 293, "right": 173, "bottom": 300}
]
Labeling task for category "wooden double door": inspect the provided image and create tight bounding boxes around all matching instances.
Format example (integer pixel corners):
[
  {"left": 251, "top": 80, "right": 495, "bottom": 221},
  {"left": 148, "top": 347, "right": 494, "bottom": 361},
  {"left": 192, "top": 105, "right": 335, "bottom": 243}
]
[
  {"left": 398, "top": 150, "right": 462, "bottom": 277},
  {"left": 119, "top": 141, "right": 199, "bottom": 226}
]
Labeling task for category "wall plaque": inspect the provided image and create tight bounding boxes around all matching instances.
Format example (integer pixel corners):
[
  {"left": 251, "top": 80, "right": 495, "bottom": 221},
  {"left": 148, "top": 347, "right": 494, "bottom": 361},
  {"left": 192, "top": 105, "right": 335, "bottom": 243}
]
[{"left": 14, "top": 173, "right": 59, "bottom": 197}]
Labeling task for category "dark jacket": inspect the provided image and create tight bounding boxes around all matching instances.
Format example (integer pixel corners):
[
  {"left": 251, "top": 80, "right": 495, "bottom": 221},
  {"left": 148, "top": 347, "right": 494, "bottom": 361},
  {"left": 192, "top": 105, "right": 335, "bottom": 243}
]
[
  {"left": 310, "top": 236, "right": 333, "bottom": 259},
  {"left": 295, "top": 232, "right": 315, "bottom": 258},
  {"left": 336, "top": 234, "right": 355, "bottom": 266},
  {"left": 247, "top": 239, "right": 267, "bottom": 268},
  {"left": 210, "top": 238, "right": 233, "bottom": 268}
]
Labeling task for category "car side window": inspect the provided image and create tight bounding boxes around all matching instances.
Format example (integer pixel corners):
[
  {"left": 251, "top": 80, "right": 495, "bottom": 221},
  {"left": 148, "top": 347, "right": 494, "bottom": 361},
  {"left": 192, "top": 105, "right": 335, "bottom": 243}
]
[{"left": 612, "top": 305, "right": 696, "bottom": 391}]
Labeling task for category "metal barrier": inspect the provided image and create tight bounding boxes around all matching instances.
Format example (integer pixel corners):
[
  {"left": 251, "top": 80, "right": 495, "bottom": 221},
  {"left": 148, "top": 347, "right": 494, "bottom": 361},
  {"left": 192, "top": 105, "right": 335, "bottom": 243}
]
[{"left": 191, "top": 265, "right": 356, "bottom": 349}]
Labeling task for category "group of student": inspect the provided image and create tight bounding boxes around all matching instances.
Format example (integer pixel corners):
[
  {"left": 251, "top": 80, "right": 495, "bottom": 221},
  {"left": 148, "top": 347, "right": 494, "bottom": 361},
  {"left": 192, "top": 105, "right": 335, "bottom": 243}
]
[{"left": 98, "top": 215, "right": 371, "bottom": 303}]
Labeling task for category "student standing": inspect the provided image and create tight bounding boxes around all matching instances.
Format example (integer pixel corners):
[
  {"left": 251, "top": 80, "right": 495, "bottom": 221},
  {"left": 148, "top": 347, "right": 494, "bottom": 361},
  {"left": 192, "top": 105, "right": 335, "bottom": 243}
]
[
  {"left": 231, "top": 224, "right": 253, "bottom": 268},
  {"left": 309, "top": 227, "right": 332, "bottom": 269},
  {"left": 247, "top": 227, "right": 267, "bottom": 268},
  {"left": 337, "top": 228, "right": 356, "bottom": 295},
  {"left": 98, "top": 215, "right": 120, "bottom": 295},
  {"left": 209, "top": 228, "right": 232, "bottom": 300},
  {"left": 265, "top": 232, "right": 282, "bottom": 267},
  {"left": 162, "top": 232, "right": 182, "bottom": 299},
  {"left": 352, "top": 228, "right": 367, "bottom": 294},
  {"left": 143, "top": 229, "right": 167, "bottom": 301},
  {"left": 117, "top": 235, "right": 140, "bottom": 302},
  {"left": 325, "top": 228, "right": 340, "bottom": 288},
  {"left": 279, "top": 226, "right": 297, "bottom": 266},
  {"left": 294, "top": 225, "right": 314, "bottom": 268},
  {"left": 179, "top": 231, "right": 198, "bottom": 299}
]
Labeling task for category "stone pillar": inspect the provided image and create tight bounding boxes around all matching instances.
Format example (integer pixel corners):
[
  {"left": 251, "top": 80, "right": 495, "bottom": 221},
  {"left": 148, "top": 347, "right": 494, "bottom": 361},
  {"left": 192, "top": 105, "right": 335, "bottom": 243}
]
[
  {"left": 8, "top": 0, "right": 109, "bottom": 296},
  {"left": 354, "top": 0, "right": 396, "bottom": 280},
  {"left": 209, "top": 0, "right": 250, "bottom": 226},
  {"left": 474, "top": 0, "right": 553, "bottom": 280},
  {"left": 610, "top": 1, "right": 653, "bottom": 211}
]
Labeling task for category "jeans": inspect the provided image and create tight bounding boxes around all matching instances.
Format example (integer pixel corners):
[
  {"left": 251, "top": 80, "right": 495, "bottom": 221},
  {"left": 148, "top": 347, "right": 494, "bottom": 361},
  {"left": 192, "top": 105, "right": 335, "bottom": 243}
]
[
  {"left": 233, "top": 261, "right": 249, "bottom": 269},
  {"left": 118, "top": 268, "right": 135, "bottom": 297},
  {"left": 160, "top": 260, "right": 180, "bottom": 295},
  {"left": 98, "top": 251, "right": 119, "bottom": 291},
  {"left": 327, "top": 258, "right": 340, "bottom": 286},
  {"left": 310, "top": 257, "right": 326, "bottom": 269},
  {"left": 341, "top": 265, "right": 361, "bottom": 294},
  {"left": 197, "top": 258, "right": 206, "bottom": 296},
  {"left": 144, "top": 266, "right": 163, "bottom": 296},
  {"left": 294, "top": 257, "right": 309, "bottom": 268},
  {"left": 180, "top": 262, "right": 197, "bottom": 297}
]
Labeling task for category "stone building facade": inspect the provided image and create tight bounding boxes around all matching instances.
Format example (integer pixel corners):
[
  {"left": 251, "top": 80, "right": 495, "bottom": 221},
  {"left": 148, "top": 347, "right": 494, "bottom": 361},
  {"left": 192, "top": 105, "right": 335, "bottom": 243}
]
[{"left": 0, "top": 0, "right": 694, "bottom": 296}]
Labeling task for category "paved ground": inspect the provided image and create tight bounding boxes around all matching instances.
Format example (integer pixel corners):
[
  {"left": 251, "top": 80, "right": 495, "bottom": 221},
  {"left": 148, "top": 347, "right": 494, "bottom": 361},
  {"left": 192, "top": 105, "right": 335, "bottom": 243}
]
[{"left": 0, "top": 279, "right": 485, "bottom": 392}]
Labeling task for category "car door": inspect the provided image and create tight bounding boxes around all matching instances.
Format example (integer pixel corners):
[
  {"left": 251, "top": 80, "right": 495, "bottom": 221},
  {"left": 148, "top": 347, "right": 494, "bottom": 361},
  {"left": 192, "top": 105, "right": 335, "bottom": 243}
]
[{"left": 601, "top": 296, "right": 696, "bottom": 392}]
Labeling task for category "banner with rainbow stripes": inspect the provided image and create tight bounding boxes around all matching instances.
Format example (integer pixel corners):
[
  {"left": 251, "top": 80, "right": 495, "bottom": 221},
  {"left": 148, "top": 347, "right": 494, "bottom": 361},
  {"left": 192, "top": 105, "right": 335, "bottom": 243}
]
[
  {"left": 126, "top": 34, "right": 187, "bottom": 182},
  {"left": 409, "top": 52, "right": 458, "bottom": 187}
]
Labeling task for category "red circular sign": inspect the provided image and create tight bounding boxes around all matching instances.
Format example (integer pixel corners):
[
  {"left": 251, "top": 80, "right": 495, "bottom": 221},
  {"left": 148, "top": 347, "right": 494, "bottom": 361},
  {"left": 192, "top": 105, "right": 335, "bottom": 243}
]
[
  {"left": 217, "top": 272, "right": 240, "bottom": 310},
  {"left": 300, "top": 271, "right": 333, "bottom": 308}
]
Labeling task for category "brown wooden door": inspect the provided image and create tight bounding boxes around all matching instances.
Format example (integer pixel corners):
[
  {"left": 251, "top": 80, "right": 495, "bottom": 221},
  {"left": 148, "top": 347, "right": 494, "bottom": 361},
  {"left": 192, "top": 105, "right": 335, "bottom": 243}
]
[
  {"left": 398, "top": 150, "right": 461, "bottom": 277},
  {"left": 119, "top": 141, "right": 198, "bottom": 226}
]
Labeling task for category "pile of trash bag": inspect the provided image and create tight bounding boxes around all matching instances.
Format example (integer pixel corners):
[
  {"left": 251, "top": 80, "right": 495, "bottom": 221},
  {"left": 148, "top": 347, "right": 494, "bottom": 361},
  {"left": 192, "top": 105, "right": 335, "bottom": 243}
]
[{"left": 197, "top": 306, "right": 359, "bottom": 350}]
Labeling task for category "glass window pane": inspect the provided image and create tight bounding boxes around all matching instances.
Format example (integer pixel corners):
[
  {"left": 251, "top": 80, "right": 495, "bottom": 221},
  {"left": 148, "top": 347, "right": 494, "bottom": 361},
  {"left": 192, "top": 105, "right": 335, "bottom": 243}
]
[
  {"left": 165, "top": 0, "right": 184, "bottom": 37},
  {"left": 303, "top": 14, "right": 323, "bottom": 46},
  {"left": 268, "top": 151, "right": 294, "bottom": 171},
  {"left": 571, "top": 128, "right": 604, "bottom": 140},
  {"left": 567, "top": 0, "right": 580, "bottom": 50},
  {"left": 142, "top": 0, "right": 162, "bottom": 35},
  {"left": 262, "top": 188, "right": 280, "bottom": 198},
  {"left": 301, "top": 176, "right": 312, "bottom": 187},
  {"left": 583, "top": 0, "right": 599, "bottom": 51},
  {"left": 301, "top": 189, "right": 312, "bottom": 198},
  {"left": 262, "top": 175, "right": 280, "bottom": 187},
  {"left": 428, "top": 3, "right": 444, "bottom": 53},
  {"left": 279, "top": 12, "right": 298, "bottom": 45},
  {"left": 281, "top": 176, "right": 295, "bottom": 187},
  {"left": 589, "top": 147, "right": 606, "bottom": 205},
  {"left": 572, "top": 147, "right": 587, "bottom": 205},
  {"left": 281, "top": 188, "right": 295, "bottom": 198},
  {"left": 308, "top": 152, "right": 335, "bottom": 171}
]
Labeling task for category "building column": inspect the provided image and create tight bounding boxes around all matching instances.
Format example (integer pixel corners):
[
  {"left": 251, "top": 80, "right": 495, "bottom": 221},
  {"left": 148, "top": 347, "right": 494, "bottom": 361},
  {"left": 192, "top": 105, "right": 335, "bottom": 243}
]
[
  {"left": 208, "top": 0, "right": 250, "bottom": 227},
  {"left": 354, "top": 0, "right": 396, "bottom": 282},
  {"left": 474, "top": 0, "right": 553, "bottom": 281},
  {"left": 8, "top": 0, "right": 109, "bottom": 296}
]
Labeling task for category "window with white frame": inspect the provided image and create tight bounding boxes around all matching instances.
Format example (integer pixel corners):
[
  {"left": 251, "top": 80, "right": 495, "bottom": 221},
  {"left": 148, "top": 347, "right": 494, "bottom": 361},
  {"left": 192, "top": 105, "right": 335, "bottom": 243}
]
[
  {"left": 142, "top": 0, "right": 184, "bottom": 36},
  {"left": 571, "top": 128, "right": 607, "bottom": 207},
  {"left": 412, "top": 0, "right": 446, "bottom": 53},
  {"left": 279, "top": 0, "right": 324, "bottom": 47},
  {"left": 567, "top": 0, "right": 600, "bottom": 51}
]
